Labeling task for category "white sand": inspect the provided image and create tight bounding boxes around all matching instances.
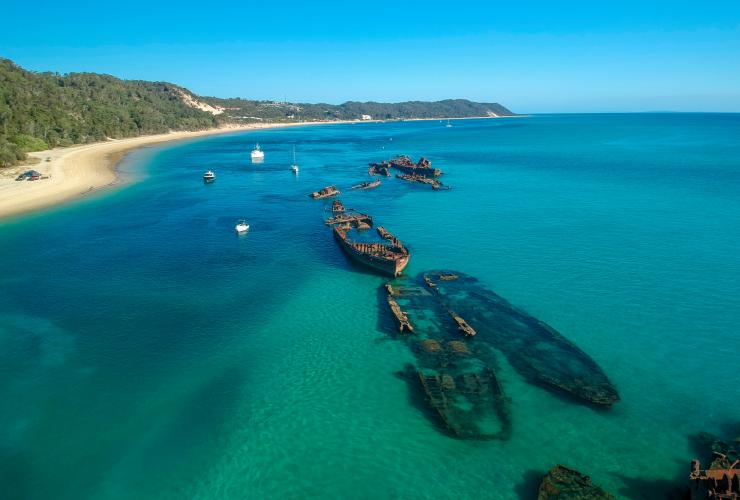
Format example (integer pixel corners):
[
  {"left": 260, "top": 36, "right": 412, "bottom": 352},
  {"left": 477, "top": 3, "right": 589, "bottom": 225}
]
[
  {"left": 0, "top": 116, "right": 511, "bottom": 221},
  {"left": 0, "top": 122, "right": 324, "bottom": 221}
]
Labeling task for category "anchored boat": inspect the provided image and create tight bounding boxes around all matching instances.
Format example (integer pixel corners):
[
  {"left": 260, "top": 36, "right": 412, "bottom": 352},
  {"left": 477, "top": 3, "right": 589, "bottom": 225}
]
[
  {"left": 235, "top": 219, "right": 250, "bottom": 233},
  {"left": 203, "top": 170, "right": 215, "bottom": 183},
  {"left": 290, "top": 146, "right": 299, "bottom": 173},
  {"left": 250, "top": 143, "right": 264, "bottom": 162}
]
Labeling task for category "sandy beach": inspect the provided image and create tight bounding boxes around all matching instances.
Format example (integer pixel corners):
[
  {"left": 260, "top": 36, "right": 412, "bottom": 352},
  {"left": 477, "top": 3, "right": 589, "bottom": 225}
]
[
  {"left": 0, "top": 122, "right": 327, "bottom": 221},
  {"left": 0, "top": 117, "right": 509, "bottom": 222}
]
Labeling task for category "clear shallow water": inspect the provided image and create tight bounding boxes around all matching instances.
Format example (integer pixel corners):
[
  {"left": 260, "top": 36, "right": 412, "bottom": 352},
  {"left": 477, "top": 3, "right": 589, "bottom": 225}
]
[{"left": 1, "top": 114, "right": 739, "bottom": 499}]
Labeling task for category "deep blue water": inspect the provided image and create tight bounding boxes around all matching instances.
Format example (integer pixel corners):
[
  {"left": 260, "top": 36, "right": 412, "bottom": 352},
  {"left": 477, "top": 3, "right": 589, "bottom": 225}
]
[{"left": 1, "top": 114, "right": 739, "bottom": 499}]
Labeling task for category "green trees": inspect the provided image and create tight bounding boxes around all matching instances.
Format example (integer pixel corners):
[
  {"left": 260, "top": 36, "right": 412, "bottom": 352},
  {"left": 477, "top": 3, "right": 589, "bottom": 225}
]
[
  {"left": 0, "top": 56, "right": 515, "bottom": 168},
  {"left": 0, "top": 58, "right": 220, "bottom": 166}
]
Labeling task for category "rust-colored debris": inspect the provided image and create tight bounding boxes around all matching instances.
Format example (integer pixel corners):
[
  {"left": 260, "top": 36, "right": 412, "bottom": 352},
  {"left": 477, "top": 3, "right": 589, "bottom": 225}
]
[
  {"left": 368, "top": 162, "right": 391, "bottom": 177},
  {"left": 690, "top": 457, "right": 740, "bottom": 499},
  {"left": 309, "top": 185, "right": 340, "bottom": 199},
  {"left": 389, "top": 155, "right": 443, "bottom": 177},
  {"left": 396, "top": 173, "right": 449, "bottom": 190},
  {"left": 451, "top": 313, "right": 477, "bottom": 337},
  {"left": 385, "top": 284, "right": 413, "bottom": 333}
]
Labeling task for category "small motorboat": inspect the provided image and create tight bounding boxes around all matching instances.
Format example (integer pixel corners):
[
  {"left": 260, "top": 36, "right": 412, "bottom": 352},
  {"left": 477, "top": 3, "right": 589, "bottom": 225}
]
[
  {"left": 251, "top": 143, "right": 264, "bottom": 162},
  {"left": 203, "top": 170, "right": 215, "bottom": 182},
  {"left": 235, "top": 219, "right": 250, "bottom": 233}
]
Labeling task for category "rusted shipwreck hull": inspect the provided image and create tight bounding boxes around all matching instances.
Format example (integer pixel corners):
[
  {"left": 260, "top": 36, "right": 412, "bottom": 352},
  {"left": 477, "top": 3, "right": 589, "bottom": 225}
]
[
  {"left": 309, "top": 185, "right": 340, "bottom": 199},
  {"left": 333, "top": 226, "right": 409, "bottom": 277},
  {"left": 389, "top": 155, "right": 442, "bottom": 177},
  {"left": 421, "top": 270, "right": 620, "bottom": 407}
]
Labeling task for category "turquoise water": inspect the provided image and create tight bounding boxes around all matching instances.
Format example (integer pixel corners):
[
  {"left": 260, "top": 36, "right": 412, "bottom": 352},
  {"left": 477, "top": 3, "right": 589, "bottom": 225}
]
[{"left": 1, "top": 114, "right": 739, "bottom": 499}]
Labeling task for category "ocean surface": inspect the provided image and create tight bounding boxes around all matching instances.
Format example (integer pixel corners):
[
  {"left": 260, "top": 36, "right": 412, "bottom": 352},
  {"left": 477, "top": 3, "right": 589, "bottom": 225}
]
[{"left": 1, "top": 114, "right": 739, "bottom": 499}]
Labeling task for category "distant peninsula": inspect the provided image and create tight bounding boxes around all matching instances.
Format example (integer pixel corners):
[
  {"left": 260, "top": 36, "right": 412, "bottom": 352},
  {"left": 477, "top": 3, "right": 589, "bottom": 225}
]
[{"left": 0, "top": 57, "right": 514, "bottom": 167}]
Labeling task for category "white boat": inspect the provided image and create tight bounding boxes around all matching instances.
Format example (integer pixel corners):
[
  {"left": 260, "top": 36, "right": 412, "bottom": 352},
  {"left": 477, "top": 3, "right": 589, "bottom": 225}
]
[
  {"left": 251, "top": 143, "right": 265, "bottom": 161},
  {"left": 235, "top": 219, "right": 250, "bottom": 233},
  {"left": 446, "top": 119, "right": 453, "bottom": 128},
  {"left": 203, "top": 170, "right": 215, "bottom": 182},
  {"left": 290, "top": 146, "right": 299, "bottom": 173}
]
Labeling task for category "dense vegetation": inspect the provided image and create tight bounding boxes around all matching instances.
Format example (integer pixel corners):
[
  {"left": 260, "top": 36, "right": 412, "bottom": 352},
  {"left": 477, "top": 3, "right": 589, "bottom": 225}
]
[
  {"left": 0, "top": 58, "right": 220, "bottom": 166},
  {"left": 206, "top": 97, "right": 514, "bottom": 123},
  {"left": 0, "top": 57, "right": 514, "bottom": 167}
]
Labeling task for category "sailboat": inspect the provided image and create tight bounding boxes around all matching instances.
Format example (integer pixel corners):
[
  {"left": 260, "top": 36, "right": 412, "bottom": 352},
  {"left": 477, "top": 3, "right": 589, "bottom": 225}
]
[
  {"left": 290, "top": 146, "right": 299, "bottom": 173},
  {"left": 446, "top": 119, "right": 453, "bottom": 128}
]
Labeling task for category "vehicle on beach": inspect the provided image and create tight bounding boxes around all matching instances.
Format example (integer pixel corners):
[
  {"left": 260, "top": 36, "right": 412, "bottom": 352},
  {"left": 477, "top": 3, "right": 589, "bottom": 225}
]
[
  {"left": 15, "top": 170, "right": 42, "bottom": 181},
  {"left": 203, "top": 170, "right": 215, "bottom": 183},
  {"left": 250, "top": 143, "right": 264, "bottom": 162},
  {"left": 235, "top": 219, "right": 250, "bottom": 233}
]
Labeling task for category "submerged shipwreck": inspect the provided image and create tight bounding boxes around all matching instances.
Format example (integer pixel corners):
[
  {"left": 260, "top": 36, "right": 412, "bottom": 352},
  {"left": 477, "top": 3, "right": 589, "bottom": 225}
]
[
  {"left": 396, "top": 173, "right": 450, "bottom": 190},
  {"left": 368, "top": 162, "right": 391, "bottom": 177},
  {"left": 537, "top": 465, "right": 614, "bottom": 500},
  {"left": 384, "top": 282, "right": 512, "bottom": 440},
  {"left": 420, "top": 271, "right": 620, "bottom": 407}
]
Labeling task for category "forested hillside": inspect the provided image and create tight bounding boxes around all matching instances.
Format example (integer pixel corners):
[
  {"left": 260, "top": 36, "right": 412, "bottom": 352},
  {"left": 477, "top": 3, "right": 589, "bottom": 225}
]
[
  {"left": 0, "top": 58, "right": 220, "bottom": 166},
  {"left": 0, "top": 57, "right": 514, "bottom": 167},
  {"left": 205, "top": 97, "right": 514, "bottom": 122}
]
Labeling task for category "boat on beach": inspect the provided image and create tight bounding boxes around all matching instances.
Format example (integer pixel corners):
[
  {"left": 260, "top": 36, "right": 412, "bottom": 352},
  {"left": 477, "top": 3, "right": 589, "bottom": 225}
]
[
  {"left": 333, "top": 225, "right": 409, "bottom": 277},
  {"left": 203, "top": 170, "right": 215, "bottom": 183},
  {"left": 309, "top": 185, "right": 340, "bottom": 199},
  {"left": 351, "top": 179, "right": 381, "bottom": 190},
  {"left": 250, "top": 143, "right": 264, "bottom": 162}
]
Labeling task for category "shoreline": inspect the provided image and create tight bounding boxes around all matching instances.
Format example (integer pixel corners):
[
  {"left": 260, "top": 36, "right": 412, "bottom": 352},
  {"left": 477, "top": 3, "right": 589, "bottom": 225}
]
[
  {"left": 0, "top": 116, "right": 511, "bottom": 222},
  {"left": 0, "top": 121, "right": 332, "bottom": 222}
]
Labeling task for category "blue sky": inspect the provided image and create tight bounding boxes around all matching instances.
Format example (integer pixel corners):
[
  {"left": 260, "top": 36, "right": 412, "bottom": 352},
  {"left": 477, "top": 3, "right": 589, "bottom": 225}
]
[{"left": 3, "top": 0, "right": 740, "bottom": 112}]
